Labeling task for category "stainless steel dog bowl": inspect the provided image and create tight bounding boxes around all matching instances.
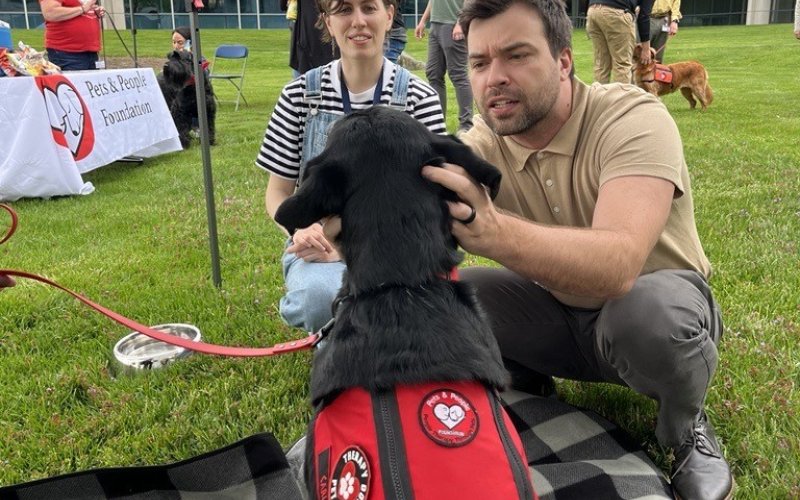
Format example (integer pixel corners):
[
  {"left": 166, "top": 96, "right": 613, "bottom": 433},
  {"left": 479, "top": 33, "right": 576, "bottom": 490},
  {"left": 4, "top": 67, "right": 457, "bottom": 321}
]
[{"left": 112, "top": 323, "right": 201, "bottom": 374}]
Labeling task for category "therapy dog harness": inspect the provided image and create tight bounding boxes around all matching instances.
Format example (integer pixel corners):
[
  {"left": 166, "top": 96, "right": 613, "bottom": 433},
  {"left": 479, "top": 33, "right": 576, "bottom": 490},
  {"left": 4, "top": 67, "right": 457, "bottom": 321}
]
[
  {"left": 307, "top": 278, "right": 536, "bottom": 500},
  {"left": 310, "top": 382, "right": 536, "bottom": 500},
  {"left": 641, "top": 64, "right": 674, "bottom": 87}
]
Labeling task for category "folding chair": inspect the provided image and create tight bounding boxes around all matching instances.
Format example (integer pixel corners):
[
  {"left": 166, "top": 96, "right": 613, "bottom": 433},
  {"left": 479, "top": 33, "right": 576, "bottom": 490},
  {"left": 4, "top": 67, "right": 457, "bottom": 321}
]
[{"left": 209, "top": 44, "right": 249, "bottom": 111}]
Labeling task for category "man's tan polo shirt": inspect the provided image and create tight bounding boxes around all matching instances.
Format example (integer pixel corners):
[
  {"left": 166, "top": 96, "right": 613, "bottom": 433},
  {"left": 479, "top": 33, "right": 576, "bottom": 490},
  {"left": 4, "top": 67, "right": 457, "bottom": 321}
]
[{"left": 462, "top": 79, "right": 710, "bottom": 284}]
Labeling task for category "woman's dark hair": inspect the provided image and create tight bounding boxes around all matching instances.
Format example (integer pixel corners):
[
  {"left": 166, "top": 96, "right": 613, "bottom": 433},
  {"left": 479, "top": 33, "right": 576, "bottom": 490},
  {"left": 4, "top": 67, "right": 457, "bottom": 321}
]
[
  {"left": 459, "top": 0, "right": 572, "bottom": 58},
  {"left": 172, "top": 26, "right": 192, "bottom": 41},
  {"left": 315, "top": 0, "right": 398, "bottom": 43}
]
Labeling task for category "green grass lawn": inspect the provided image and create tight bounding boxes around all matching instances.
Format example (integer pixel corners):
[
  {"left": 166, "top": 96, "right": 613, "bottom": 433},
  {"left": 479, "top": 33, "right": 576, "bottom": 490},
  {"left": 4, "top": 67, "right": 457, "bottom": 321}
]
[{"left": 1, "top": 24, "right": 799, "bottom": 497}]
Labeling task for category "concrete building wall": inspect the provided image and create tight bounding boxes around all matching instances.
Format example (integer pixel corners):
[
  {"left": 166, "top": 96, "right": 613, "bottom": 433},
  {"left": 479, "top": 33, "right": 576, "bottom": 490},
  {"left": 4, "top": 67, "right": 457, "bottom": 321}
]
[{"left": 746, "top": 0, "right": 772, "bottom": 24}]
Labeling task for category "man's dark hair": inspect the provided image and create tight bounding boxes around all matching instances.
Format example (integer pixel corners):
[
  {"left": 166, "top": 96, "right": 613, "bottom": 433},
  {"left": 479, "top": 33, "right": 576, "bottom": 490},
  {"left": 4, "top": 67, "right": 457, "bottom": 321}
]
[{"left": 459, "top": 0, "right": 572, "bottom": 59}]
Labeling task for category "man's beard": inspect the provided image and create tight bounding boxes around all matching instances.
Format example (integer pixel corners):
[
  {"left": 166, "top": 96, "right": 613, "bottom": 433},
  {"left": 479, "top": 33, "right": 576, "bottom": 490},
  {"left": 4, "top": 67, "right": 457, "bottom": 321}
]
[{"left": 479, "top": 77, "right": 560, "bottom": 136}]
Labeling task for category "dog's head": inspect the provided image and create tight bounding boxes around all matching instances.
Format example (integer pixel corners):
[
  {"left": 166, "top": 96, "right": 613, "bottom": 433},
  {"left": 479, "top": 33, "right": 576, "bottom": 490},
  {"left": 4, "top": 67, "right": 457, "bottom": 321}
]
[
  {"left": 632, "top": 45, "right": 658, "bottom": 71},
  {"left": 161, "top": 50, "right": 195, "bottom": 88},
  {"left": 274, "top": 106, "right": 501, "bottom": 292}
]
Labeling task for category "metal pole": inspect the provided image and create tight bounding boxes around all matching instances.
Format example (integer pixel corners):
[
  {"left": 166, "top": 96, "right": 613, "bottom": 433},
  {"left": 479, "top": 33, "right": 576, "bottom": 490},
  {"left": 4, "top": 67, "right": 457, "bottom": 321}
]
[
  {"left": 237, "top": 0, "right": 242, "bottom": 29},
  {"left": 128, "top": 0, "right": 138, "bottom": 67},
  {"left": 23, "top": 0, "right": 30, "bottom": 29},
  {"left": 571, "top": 0, "right": 578, "bottom": 25},
  {"left": 187, "top": 0, "right": 222, "bottom": 288}
]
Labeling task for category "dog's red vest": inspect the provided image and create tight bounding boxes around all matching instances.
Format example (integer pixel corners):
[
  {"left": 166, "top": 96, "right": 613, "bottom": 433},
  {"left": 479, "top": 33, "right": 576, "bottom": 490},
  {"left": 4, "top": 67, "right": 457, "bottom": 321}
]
[
  {"left": 654, "top": 64, "right": 673, "bottom": 84},
  {"left": 311, "top": 381, "right": 537, "bottom": 500}
]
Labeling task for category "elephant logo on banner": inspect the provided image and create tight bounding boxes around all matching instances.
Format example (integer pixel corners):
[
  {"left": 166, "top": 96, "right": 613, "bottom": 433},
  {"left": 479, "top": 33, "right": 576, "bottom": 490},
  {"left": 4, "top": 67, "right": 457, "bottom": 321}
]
[{"left": 36, "top": 76, "right": 95, "bottom": 161}]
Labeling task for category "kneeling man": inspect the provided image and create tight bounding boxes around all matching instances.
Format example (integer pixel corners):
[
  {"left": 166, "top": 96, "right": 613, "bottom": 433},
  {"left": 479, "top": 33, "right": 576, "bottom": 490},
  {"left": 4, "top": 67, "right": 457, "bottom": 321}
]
[{"left": 422, "top": 1, "right": 734, "bottom": 499}]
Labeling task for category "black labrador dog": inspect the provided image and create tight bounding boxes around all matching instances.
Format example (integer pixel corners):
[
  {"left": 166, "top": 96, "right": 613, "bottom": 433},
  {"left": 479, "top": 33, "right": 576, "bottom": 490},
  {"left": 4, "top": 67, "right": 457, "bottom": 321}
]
[{"left": 275, "top": 107, "right": 535, "bottom": 500}]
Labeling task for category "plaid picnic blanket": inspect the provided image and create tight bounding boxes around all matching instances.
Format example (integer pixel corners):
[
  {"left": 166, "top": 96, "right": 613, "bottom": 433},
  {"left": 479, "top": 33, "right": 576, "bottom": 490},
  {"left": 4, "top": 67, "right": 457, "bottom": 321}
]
[
  {"left": 0, "top": 433, "right": 303, "bottom": 500},
  {"left": 0, "top": 392, "right": 672, "bottom": 500},
  {"left": 501, "top": 390, "right": 673, "bottom": 500}
]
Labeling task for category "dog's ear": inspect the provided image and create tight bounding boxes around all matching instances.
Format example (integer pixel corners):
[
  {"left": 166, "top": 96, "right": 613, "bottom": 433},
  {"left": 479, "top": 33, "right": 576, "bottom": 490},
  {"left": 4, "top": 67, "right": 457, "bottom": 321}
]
[
  {"left": 430, "top": 134, "right": 502, "bottom": 199},
  {"left": 274, "top": 157, "right": 349, "bottom": 234}
]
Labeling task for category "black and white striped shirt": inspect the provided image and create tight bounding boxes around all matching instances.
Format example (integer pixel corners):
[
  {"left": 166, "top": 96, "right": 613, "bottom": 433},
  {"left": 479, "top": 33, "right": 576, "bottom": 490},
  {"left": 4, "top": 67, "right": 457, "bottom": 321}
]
[{"left": 256, "top": 60, "right": 447, "bottom": 180}]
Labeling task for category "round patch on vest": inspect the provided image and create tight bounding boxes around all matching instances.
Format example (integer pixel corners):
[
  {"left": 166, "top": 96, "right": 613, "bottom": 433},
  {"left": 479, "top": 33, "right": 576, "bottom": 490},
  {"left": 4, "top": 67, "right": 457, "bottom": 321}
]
[
  {"left": 419, "top": 389, "right": 480, "bottom": 447},
  {"left": 331, "top": 446, "right": 370, "bottom": 500}
]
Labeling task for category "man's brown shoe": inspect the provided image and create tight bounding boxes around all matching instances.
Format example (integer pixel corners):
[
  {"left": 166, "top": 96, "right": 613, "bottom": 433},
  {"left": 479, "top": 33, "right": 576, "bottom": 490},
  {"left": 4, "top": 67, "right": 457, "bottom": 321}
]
[{"left": 671, "top": 412, "right": 734, "bottom": 500}]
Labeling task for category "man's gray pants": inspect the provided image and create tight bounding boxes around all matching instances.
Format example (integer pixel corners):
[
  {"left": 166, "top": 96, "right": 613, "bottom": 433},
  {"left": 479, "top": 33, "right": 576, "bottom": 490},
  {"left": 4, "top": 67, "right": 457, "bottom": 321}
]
[
  {"left": 649, "top": 16, "right": 671, "bottom": 62},
  {"left": 462, "top": 267, "right": 723, "bottom": 448},
  {"left": 426, "top": 22, "right": 473, "bottom": 131}
]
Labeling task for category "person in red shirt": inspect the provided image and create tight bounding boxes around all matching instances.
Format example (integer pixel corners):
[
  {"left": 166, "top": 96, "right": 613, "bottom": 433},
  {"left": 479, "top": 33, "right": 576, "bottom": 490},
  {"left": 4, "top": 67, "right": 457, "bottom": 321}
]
[{"left": 40, "top": 0, "right": 105, "bottom": 70}]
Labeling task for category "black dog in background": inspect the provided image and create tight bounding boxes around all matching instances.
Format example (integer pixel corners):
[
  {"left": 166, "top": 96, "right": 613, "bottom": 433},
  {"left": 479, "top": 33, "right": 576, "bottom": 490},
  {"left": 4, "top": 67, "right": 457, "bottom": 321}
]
[
  {"left": 158, "top": 50, "right": 216, "bottom": 148},
  {"left": 276, "top": 107, "right": 535, "bottom": 499}
]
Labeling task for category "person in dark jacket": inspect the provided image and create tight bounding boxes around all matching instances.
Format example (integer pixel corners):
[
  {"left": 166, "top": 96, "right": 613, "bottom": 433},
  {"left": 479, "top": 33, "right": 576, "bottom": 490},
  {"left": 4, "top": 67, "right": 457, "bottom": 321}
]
[{"left": 290, "top": 0, "right": 339, "bottom": 75}]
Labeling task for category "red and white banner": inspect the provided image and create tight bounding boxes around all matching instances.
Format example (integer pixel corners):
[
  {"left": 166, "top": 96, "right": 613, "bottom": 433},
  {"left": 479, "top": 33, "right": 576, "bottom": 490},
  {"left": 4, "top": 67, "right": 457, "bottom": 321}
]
[{"left": 0, "top": 68, "right": 181, "bottom": 201}]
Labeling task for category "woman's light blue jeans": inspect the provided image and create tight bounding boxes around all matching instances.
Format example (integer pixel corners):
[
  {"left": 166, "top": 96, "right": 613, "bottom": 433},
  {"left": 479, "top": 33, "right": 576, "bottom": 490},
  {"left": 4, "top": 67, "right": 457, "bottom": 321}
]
[{"left": 280, "top": 245, "right": 346, "bottom": 333}]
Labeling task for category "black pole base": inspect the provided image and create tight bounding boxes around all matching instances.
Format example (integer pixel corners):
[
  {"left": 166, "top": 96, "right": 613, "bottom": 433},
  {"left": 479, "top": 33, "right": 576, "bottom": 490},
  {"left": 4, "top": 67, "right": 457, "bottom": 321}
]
[{"left": 116, "top": 156, "right": 145, "bottom": 164}]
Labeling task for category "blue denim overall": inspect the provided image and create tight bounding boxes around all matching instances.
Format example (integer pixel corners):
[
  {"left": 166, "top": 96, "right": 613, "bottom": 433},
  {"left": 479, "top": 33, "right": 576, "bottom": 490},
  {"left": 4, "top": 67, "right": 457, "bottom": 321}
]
[{"left": 279, "top": 64, "right": 411, "bottom": 333}]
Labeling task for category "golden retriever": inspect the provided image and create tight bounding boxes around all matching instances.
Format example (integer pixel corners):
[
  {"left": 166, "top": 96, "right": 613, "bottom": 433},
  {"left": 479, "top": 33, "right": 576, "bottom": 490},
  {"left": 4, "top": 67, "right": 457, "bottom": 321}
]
[{"left": 632, "top": 45, "right": 713, "bottom": 110}]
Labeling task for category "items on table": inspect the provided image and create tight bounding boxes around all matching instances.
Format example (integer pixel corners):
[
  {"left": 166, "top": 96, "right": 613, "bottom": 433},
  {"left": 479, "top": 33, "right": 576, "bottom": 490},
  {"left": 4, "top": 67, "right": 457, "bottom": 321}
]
[{"left": 0, "top": 41, "right": 61, "bottom": 77}]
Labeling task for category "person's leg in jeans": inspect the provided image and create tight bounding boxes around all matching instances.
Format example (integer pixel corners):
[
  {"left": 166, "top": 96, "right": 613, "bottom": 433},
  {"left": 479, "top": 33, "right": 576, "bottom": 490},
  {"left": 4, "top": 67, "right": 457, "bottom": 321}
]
[
  {"left": 425, "top": 22, "right": 448, "bottom": 118},
  {"left": 384, "top": 36, "right": 406, "bottom": 64},
  {"left": 280, "top": 251, "right": 346, "bottom": 333}
]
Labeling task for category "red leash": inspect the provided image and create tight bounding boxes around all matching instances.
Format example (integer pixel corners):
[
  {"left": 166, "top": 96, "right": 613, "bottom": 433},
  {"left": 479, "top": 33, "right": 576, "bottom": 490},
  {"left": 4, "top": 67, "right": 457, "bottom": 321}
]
[{"left": 0, "top": 204, "right": 322, "bottom": 357}]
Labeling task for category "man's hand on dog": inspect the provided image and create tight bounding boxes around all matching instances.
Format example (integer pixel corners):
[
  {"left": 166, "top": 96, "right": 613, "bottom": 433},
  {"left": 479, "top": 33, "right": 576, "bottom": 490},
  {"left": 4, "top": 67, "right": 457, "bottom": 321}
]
[
  {"left": 323, "top": 163, "right": 503, "bottom": 259},
  {"left": 421, "top": 163, "right": 503, "bottom": 259},
  {"left": 636, "top": 42, "right": 652, "bottom": 65},
  {"left": 287, "top": 222, "right": 341, "bottom": 262}
]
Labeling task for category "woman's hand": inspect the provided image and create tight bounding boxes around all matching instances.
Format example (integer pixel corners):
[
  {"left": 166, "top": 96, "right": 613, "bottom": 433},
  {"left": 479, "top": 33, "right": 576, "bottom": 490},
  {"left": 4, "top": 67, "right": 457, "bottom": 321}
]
[{"left": 287, "top": 222, "right": 341, "bottom": 262}]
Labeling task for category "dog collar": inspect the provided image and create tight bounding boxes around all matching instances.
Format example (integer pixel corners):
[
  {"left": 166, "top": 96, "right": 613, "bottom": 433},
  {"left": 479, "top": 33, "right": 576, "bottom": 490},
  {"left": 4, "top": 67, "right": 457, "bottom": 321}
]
[
  {"left": 339, "top": 267, "right": 461, "bottom": 301},
  {"left": 438, "top": 267, "right": 459, "bottom": 281}
]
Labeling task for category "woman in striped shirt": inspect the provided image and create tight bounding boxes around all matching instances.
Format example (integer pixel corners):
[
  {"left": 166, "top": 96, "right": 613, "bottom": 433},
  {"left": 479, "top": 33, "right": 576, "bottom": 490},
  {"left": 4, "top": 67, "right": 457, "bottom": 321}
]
[{"left": 257, "top": 0, "right": 447, "bottom": 334}]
